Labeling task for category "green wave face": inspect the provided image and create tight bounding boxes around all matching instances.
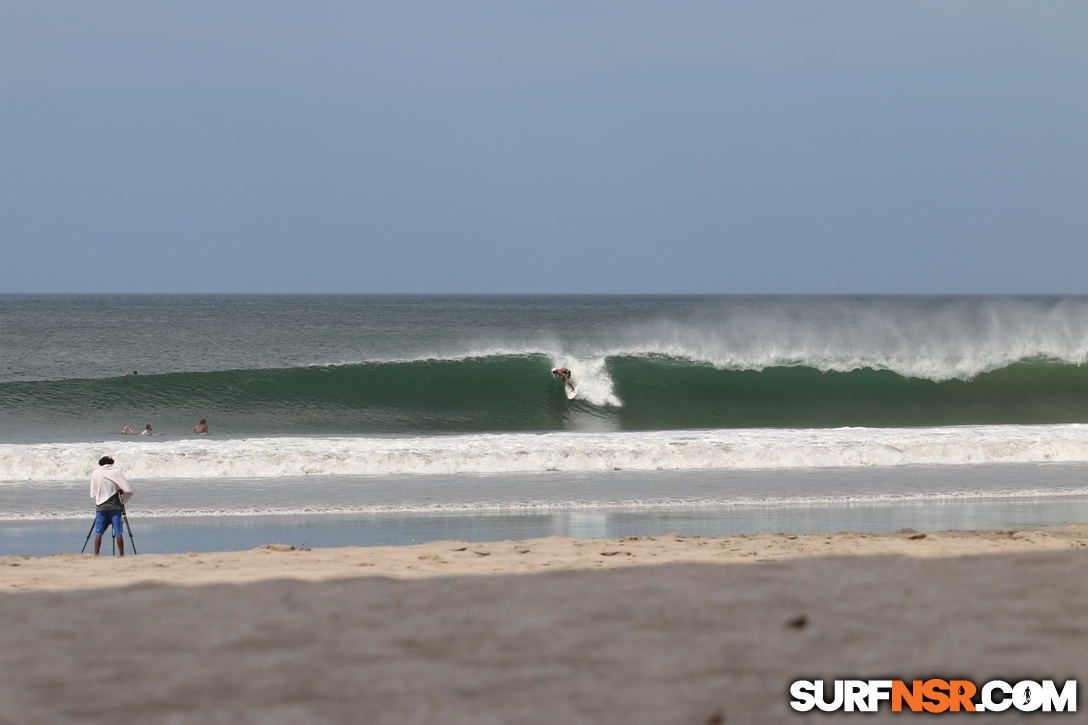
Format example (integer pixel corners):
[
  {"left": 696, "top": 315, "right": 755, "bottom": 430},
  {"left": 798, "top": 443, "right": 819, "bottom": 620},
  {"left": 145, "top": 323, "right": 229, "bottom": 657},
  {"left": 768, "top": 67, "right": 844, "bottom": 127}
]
[
  {"left": 607, "top": 357, "right": 1088, "bottom": 429},
  {"left": 0, "top": 356, "right": 572, "bottom": 438},
  {"left": 4, "top": 356, "right": 1088, "bottom": 440}
]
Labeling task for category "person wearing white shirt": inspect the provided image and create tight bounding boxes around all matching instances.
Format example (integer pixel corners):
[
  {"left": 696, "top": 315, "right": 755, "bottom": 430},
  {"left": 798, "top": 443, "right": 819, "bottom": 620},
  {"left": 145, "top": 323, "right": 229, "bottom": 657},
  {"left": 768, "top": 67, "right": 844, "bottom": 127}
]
[{"left": 89, "top": 456, "right": 134, "bottom": 556}]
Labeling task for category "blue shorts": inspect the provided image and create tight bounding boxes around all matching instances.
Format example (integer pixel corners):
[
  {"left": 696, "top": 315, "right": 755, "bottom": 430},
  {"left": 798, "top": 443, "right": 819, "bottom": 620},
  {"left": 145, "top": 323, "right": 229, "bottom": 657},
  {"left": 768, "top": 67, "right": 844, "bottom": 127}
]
[{"left": 95, "top": 510, "right": 123, "bottom": 537}]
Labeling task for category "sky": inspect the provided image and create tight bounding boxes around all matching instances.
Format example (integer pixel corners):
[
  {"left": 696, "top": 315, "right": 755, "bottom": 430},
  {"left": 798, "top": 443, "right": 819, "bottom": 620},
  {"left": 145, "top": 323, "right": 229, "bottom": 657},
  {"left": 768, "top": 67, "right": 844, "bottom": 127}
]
[{"left": 1, "top": 1, "right": 1086, "bottom": 294}]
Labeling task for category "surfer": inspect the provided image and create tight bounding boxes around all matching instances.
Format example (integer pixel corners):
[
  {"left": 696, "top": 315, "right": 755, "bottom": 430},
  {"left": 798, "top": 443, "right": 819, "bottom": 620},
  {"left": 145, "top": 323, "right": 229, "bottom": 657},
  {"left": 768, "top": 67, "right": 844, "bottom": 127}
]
[
  {"left": 123, "top": 424, "right": 152, "bottom": 435},
  {"left": 193, "top": 419, "right": 209, "bottom": 434},
  {"left": 552, "top": 367, "right": 574, "bottom": 394}
]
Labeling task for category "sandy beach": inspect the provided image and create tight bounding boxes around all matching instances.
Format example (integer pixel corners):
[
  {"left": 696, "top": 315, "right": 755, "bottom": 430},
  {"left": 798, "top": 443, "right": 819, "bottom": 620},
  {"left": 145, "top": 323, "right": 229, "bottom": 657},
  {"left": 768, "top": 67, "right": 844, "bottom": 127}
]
[
  {"left": 4, "top": 523, "right": 1088, "bottom": 592},
  {"left": 2, "top": 525, "right": 1086, "bottom": 723}
]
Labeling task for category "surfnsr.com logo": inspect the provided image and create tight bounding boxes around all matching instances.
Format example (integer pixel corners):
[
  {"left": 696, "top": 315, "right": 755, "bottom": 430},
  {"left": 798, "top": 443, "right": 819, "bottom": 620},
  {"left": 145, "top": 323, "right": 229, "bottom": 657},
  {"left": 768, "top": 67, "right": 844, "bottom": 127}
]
[{"left": 790, "top": 679, "right": 1076, "bottom": 713}]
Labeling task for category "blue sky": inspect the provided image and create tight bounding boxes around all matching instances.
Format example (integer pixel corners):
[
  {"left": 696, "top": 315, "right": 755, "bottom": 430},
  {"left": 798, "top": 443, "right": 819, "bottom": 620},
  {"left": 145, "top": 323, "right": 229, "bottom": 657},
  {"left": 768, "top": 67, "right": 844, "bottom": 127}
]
[{"left": 2, "top": 2, "right": 1085, "bottom": 293}]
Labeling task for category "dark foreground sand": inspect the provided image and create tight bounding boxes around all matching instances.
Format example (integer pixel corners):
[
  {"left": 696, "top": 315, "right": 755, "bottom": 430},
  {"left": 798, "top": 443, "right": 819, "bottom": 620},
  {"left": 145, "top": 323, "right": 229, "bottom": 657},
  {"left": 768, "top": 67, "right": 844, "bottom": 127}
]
[{"left": 2, "top": 528, "right": 1086, "bottom": 723}]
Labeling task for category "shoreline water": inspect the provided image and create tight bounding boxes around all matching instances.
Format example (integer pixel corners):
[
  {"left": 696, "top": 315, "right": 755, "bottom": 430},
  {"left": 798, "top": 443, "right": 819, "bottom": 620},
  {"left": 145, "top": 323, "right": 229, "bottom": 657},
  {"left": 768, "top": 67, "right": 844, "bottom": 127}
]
[
  {"left": 4, "top": 492, "right": 1088, "bottom": 558},
  {"left": 5, "top": 463, "right": 1088, "bottom": 556}
]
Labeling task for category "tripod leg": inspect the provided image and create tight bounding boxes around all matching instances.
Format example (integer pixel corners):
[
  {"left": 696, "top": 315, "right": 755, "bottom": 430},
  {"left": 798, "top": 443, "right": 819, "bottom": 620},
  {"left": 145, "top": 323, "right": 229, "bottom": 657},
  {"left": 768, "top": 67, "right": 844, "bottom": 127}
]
[
  {"left": 80, "top": 518, "right": 96, "bottom": 554},
  {"left": 121, "top": 507, "right": 138, "bottom": 555}
]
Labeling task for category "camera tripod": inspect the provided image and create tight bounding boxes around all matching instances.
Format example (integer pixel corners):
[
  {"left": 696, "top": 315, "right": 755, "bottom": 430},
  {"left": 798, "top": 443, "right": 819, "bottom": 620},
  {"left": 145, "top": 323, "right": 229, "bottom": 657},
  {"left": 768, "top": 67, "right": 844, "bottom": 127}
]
[{"left": 81, "top": 498, "right": 138, "bottom": 555}]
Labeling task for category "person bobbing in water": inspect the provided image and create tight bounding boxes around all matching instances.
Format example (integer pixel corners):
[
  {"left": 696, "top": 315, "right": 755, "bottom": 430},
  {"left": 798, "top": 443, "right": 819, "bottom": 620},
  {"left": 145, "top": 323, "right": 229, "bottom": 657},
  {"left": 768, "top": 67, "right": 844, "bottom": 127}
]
[{"left": 551, "top": 367, "right": 574, "bottom": 393}]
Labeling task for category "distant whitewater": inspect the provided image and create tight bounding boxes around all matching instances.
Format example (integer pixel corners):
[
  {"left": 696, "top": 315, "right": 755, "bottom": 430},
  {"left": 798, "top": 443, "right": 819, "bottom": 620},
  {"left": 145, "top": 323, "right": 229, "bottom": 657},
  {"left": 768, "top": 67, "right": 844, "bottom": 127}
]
[{"left": 4, "top": 425, "right": 1088, "bottom": 483}]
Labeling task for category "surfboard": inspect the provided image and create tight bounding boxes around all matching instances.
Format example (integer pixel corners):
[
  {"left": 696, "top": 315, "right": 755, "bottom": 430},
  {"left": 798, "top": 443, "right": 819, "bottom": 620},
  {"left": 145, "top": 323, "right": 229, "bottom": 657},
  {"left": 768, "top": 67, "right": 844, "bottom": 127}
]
[{"left": 566, "top": 386, "right": 577, "bottom": 400}]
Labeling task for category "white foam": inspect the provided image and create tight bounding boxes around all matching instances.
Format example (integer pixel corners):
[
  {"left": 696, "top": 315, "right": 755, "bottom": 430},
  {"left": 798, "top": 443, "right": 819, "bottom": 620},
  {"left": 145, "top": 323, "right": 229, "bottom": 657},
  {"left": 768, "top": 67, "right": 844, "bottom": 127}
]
[
  {"left": 8, "top": 485, "right": 1088, "bottom": 522},
  {"left": 5, "top": 424, "right": 1088, "bottom": 483},
  {"left": 551, "top": 356, "right": 622, "bottom": 406}
]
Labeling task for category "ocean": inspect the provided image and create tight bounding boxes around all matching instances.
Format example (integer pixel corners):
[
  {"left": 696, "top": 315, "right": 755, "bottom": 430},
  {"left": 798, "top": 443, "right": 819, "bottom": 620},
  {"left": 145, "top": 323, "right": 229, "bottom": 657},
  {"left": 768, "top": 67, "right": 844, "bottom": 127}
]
[{"left": 4, "top": 294, "right": 1088, "bottom": 555}]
